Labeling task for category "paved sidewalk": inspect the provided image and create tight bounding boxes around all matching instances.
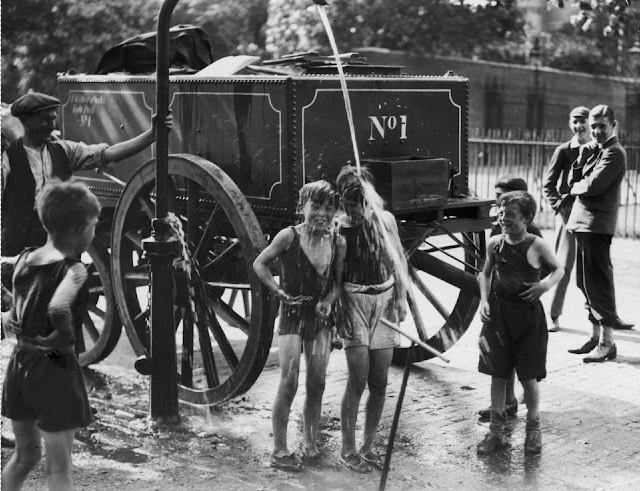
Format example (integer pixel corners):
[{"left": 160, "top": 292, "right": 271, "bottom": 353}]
[{"left": 2, "top": 234, "right": 639, "bottom": 490}]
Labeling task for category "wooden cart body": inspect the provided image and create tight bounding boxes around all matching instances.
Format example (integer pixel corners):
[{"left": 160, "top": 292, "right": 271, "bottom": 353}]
[{"left": 57, "top": 69, "right": 493, "bottom": 405}]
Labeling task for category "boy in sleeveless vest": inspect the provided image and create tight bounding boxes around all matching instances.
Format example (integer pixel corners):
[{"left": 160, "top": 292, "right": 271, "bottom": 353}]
[
  {"left": 1, "top": 179, "right": 101, "bottom": 490},
  {"left": 477, "top": 174, "right": 544, "bottom": 422},
  {"left": 477, "top": 191, "right": 564, "bottom": 455},
  {"left": 253, "top": 181, "right": 346, "bottom": 472},
  {"left": 335, "top": 165, "right": 409, "bottom": 472}
]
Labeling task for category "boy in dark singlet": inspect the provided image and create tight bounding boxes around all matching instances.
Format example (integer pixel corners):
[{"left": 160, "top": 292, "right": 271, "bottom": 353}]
[
  {"left": 477, "top": 191, "right": 563, "bottom": 456},
  {"left": 253, "top": 180, "right": 346, "bottom": 472},
  {"left": 335, "top": 165, "right": 409, "bottom": 473},
  {"left": 1, "top": 179, "right": 100, "bottom": 490},
  {"left": 477, "top": 174, "right": 544, "bottom": 422}
]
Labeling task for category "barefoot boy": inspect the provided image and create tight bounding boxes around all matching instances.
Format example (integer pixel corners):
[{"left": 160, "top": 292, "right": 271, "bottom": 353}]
[
  {"left": 253, "top": 180, "right": 346, "bottom": 471},
  {"left": 477, "top": 191, "right": 563, "bottom": 455}
]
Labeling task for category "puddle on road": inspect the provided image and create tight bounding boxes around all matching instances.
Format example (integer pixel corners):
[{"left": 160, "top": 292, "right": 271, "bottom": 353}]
[{"left": 76, "top": 433, "right": 149, "bottom": 465}]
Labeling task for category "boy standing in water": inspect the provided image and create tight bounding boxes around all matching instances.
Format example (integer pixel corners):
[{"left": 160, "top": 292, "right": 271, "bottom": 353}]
[
  {"left": 335, "top": 165, "right": 408, "bottom": 472},
  {"left": 253, "top": 180, "right": 346, "bottom": 472},
  {"left": 1, "top": 179, "right": 100, "bottom": 490},
  {"left": 477, "top": 191, "right": 563, "bottom": 455}
]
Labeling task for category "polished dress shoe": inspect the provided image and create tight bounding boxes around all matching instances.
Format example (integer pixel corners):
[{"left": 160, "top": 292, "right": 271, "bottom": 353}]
[
  {"left": 583, "top": 344, "right": 617, "bottom": 363},
  {"left": 613, "top": 317, "right": 634, "bottom": 330},
  {"left": 568, "top": 338, "right": 598, "bottom": 354}
]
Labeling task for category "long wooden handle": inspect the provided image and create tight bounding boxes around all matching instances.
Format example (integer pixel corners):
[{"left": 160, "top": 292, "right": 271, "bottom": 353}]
[{"left": 381, "top": 318, "right": 450, "bottom": 363}]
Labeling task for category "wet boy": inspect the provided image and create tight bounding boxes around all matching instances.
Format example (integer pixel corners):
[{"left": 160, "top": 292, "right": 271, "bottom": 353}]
[
  {"left": 335, "top": 165, "right": 408, "bottom": 472},
  {"left": 477, "top": 191, "right": 563, "bottom": 455},
  {"left": 2, "top": 179, "right": 101, "bottom": 490},
  {"left": 253, "top": 180, "right": 346, "bottom": 471}
]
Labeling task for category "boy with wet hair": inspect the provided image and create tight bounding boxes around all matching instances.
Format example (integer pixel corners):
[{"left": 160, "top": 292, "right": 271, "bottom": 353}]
[
  {"left": 1, "top": 179, "right": 100, "bottom": 490},
  {"left": 253, "top": 180, "right": 346, "bottom": 472},
  {"left": 477, "top": 191, "right": 563, "bottom": 455},
  {"left": 335, "top": 164, "right": 409, "bottom": 472}
]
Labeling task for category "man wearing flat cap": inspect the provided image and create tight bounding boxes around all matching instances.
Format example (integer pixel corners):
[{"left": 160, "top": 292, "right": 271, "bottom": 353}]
[
  {"left": 542, "top": 106, "right": 591, "bottom": 332},
  {"left": 1, "top": 91, "right": 172, "bottom": 256}
]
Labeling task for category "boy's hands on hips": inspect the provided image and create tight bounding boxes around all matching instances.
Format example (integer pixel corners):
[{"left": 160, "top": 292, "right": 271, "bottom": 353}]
[{"left": 520, "top": 282, "right": 548, "bottom": 303}]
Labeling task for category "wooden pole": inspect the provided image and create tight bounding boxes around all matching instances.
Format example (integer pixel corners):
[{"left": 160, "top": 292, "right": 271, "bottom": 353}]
[
  {"left": 380, "top": 318, "right": 450, "bottom": 363},
  {"left": 379, "top": 345, "right": 414, "bottom": 491}
]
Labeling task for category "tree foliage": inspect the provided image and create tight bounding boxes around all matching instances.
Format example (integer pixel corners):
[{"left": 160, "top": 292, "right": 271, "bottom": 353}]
[
  {"left": 547, "top": 0, "right": 640, "bottom": 75},
  {"left": 265, "top": 0, "right": 526, "bottom": 60},
  {"left": 1, "top": 0, "right": 269, "bottom": 103},
  {"left": 1, "top": 0, "right": 160, "bottom": 102},
  {"left": 171, "top": 0, "right": 268, "bottom": 57}
]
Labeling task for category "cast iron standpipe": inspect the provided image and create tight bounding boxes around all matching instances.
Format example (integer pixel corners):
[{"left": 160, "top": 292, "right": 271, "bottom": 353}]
[{"left": 143, "top": 0, "right": 181, "bottom": 423}]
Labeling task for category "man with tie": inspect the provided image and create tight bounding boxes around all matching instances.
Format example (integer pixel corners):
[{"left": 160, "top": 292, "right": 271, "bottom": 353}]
[{"left": 566, "top": 105, "right": 628, "bottom": 362}]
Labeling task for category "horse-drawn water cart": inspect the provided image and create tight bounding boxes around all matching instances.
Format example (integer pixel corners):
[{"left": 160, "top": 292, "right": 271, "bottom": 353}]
[{"left": 50, "top": 12, "right": 494, "bottom": 410}]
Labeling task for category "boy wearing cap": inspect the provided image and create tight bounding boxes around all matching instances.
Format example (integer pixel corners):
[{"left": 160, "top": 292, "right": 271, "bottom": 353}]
[
  {"left": 542, "top": 106, "right": 591, "bottom": 332},
  {"left": 1, "top": 92, "right": 172, "bottom": 256}
]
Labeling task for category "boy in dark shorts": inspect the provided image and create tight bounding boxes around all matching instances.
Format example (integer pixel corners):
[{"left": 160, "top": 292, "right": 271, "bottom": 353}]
[
  {"left": 477, "top": 191, "right": 563, "bottom": 455},
  {"left": 477, "top": 174, "right": 544, "bottom": 421},
  {"left": 1, "top": 179, "right": 100, "bottom": 490},
  {"left": 253, "top": 180, "right": 346, "bottom": 471}
]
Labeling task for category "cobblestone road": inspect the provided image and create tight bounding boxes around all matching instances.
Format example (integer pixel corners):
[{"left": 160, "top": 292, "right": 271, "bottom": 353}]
[{"left": 2, "top": 233, "right": 639, "bottom": 490}]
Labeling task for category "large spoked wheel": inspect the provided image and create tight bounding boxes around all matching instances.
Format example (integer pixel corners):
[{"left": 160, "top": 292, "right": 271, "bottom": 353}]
[
  {"left": 393, "top": 227, "right": 486, "bottom": 364},
  {"left": 78, "top": 239, "right": 122, "bottom": 367},
  {"left": 111, "top": 154, "right": 274, "bottom": 406}
]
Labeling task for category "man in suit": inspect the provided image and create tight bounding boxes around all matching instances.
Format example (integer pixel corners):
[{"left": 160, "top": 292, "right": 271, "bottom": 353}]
[{"left": 566, "top": 105, "right": 628, "bottom": 362}]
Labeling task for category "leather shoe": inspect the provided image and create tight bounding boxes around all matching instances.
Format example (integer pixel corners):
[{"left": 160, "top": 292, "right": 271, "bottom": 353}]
[
  {"left": 583, "top": 344, "right": 617, "bottom": 363},
  {"left": 613, "top": 317, "right": 634, "bottom": 330},
  {"left": 524, "top": 430, "right": 542, "bottom": 454},
  {"left": 478, "top": 400, "right": 518, "bottom": 420},
  {"left": 477, "top": 432, "right": 510, "bottom": 455},
  {"left": 568, "top": 338, "right": 598, "bottom": 354}
]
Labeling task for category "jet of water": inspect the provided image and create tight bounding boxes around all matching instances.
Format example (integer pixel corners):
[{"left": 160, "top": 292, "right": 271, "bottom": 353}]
[{"left": 316, "top": 4, "right": 361, "bottom": 173}]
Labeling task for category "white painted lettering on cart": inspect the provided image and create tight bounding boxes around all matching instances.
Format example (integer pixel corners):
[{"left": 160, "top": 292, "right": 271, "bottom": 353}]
[{"left": 368, "top": 115, "right": 407, "bottom": 141}]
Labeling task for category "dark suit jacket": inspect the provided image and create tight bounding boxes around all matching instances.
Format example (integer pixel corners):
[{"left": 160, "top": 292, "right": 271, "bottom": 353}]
[
  {"left": 567, "top": 136, "right": 626, "bottom": 235},
  {"left": 543, "top": 139, "right": 580, "bottom": 212}
]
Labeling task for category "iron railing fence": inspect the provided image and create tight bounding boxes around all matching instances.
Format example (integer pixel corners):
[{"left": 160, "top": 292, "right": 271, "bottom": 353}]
[{"left": 468, "top": 128, "right": 640, "bottom": 239}]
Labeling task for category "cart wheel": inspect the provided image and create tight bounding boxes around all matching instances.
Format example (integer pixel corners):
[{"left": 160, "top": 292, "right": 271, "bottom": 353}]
[
  {"left": 111, "top": 154, "right": 275, "bottom": 406},
  {"left": 78, "top": 239, "right": 122, "bottom": 367},
  {"left": 392, "top": 229, "right": 486, "bottom": 364}
]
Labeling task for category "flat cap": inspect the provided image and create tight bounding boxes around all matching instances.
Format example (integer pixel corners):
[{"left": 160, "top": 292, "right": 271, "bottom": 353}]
[
  {"left": 11, "top": 92, "right": 61, "bottom": 117},
  {"left": 569, "top": 106, "right": 590, "bottom": 120},
  {"left": 495, "top": 174, "right": 528, "bottom": 192}
]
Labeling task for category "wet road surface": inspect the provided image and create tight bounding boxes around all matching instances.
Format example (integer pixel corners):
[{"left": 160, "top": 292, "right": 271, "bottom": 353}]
[{"left": 2, "top": 233, "right": 639, "bottom": 490}]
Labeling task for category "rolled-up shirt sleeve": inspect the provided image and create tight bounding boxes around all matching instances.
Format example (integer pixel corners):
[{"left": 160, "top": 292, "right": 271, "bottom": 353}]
[{"left": 57, "top": 140, "right": 110, "bottom": 172}]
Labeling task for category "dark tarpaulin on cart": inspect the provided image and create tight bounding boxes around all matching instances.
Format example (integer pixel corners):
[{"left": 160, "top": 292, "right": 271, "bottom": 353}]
[{"left": 95, "top": 24, "right": 214, "bottom": 74}]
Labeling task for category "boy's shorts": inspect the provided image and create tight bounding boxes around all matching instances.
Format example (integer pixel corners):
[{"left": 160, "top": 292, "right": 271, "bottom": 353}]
[
  {"left": 478, "top": 296, "right": 548, "bottom": 381},
  {"left": 2, "top": 345, "right": 93, "bottom": 432},
  {"left": 340, "top": 287, "right": 399, "bottom": 350},
  {"left": 278, "top": 303, "right": 330, "bottom": 341}
]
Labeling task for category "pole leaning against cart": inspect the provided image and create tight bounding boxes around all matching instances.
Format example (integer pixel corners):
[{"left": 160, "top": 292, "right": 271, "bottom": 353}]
[{"left": 57, "top": 0, "right": 494, "bottom": 411}]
